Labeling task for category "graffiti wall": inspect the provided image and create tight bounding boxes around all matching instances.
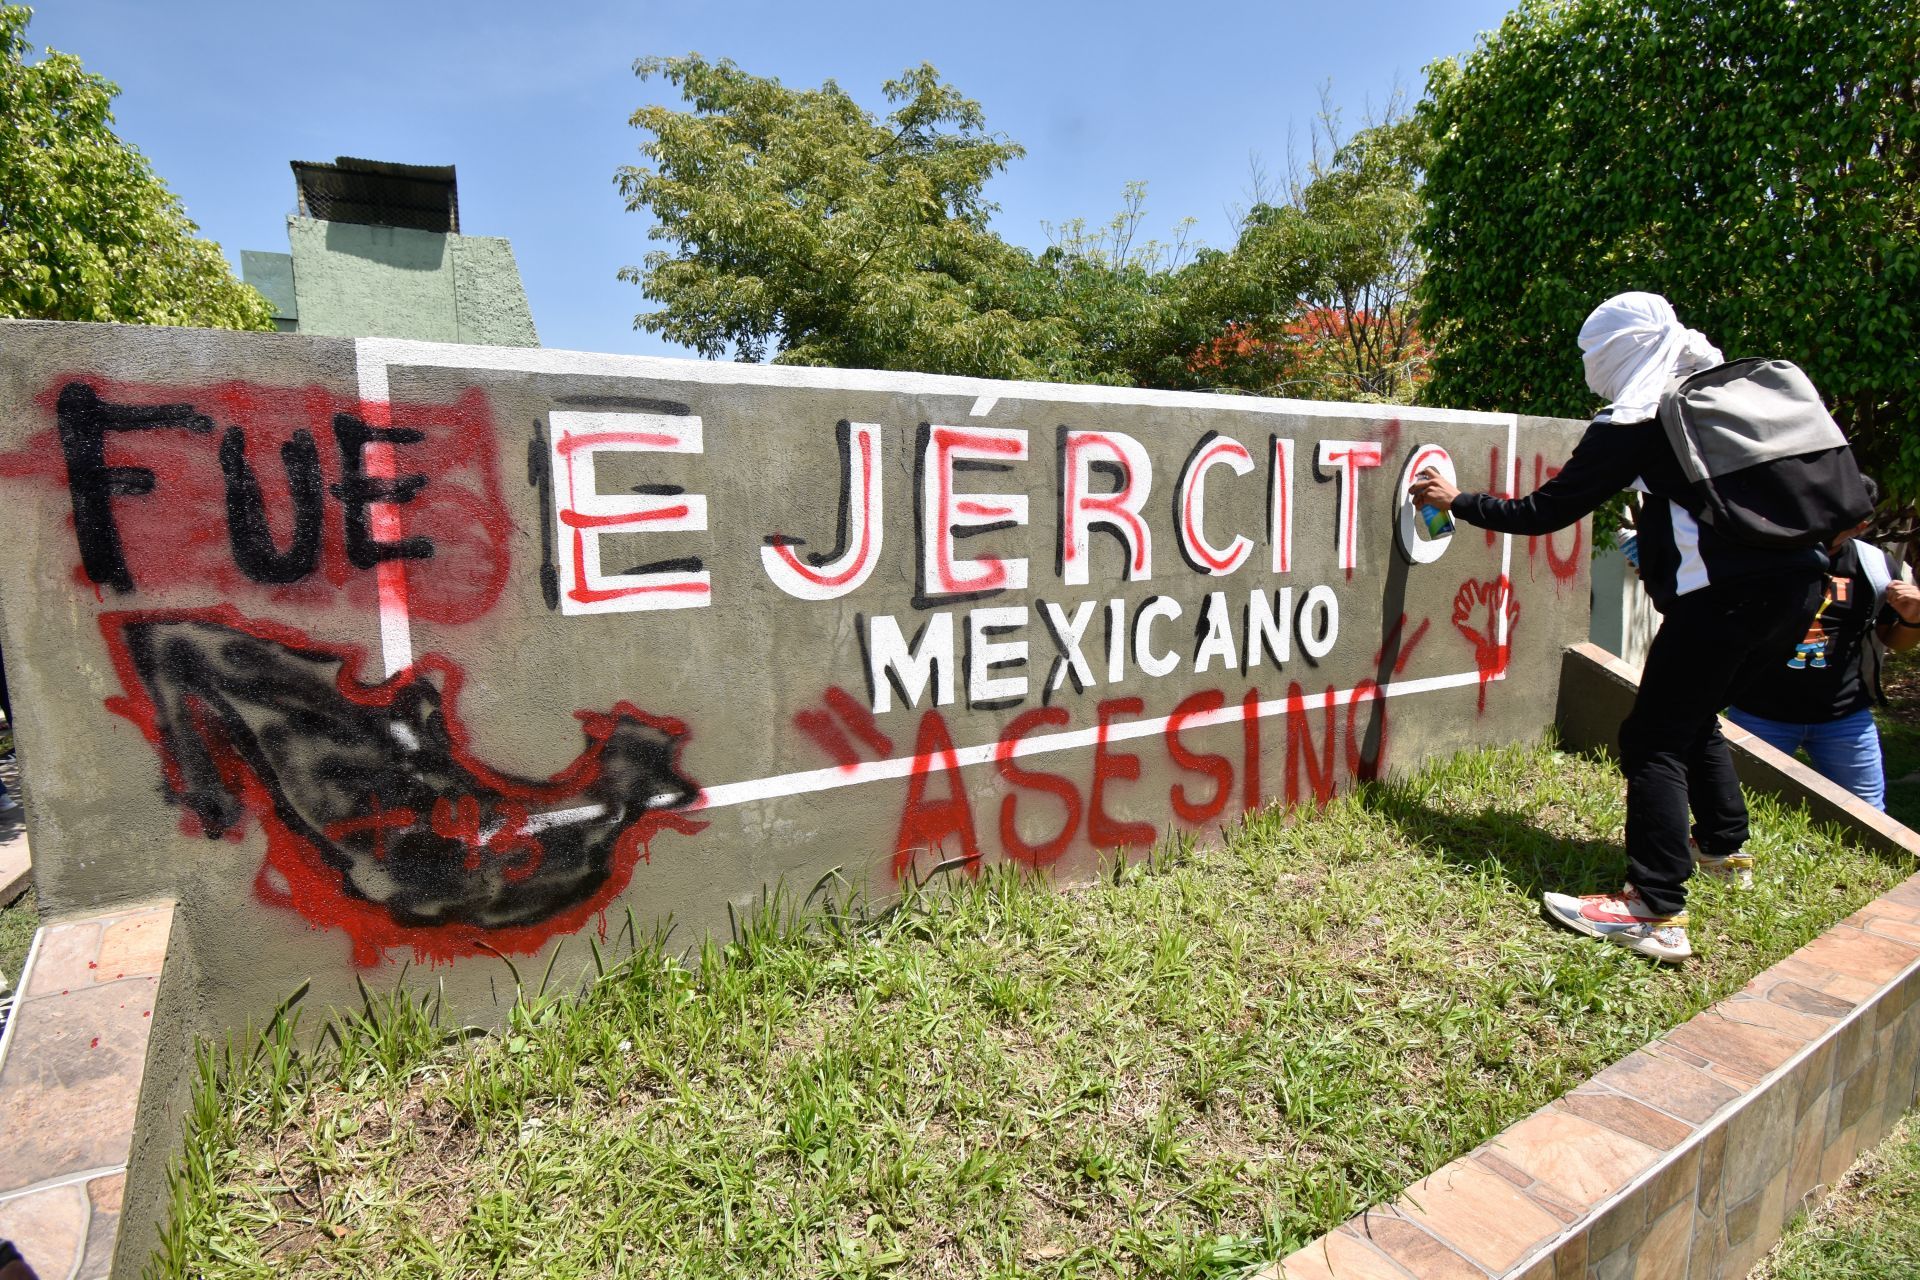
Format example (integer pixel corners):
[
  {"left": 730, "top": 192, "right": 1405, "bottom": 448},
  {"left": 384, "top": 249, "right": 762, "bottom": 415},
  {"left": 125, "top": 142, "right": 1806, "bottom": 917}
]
[{"left": 0, "top": 321, "right": 1591, "bottom": 1021}]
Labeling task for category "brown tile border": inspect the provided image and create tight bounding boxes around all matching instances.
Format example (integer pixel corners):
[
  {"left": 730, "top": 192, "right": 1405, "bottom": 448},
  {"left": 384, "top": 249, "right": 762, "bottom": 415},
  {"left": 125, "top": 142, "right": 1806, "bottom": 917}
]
[
  {"left": 0, "top": 828, "right": 28, "bottom": 908},
  {"left": 1262, "top": 644, "right": 1920, "bottom": 1278},
  {"left": 1558, "top": 642, "right": 1919, "bottom": 860},
  {"left": 0, "top": 901, "right": 174, "bottom": 1280}
]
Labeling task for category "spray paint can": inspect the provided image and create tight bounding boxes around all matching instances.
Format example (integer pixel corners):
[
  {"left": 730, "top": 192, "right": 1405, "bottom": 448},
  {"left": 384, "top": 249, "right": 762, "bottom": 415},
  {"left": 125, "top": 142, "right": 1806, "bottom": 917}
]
[
  {"left": 1418, "top": 503, "right": 1455, "bottom": 539},
  {"left": 1615, "top": 528, "right": 1641, "bottom": 571}
]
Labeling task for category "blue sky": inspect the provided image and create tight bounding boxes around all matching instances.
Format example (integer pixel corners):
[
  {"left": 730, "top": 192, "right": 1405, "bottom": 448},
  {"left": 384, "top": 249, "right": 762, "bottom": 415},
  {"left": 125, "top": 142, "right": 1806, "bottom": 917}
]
[{"left": 32, "top": 0, "right": 1515, "bottom": 357}]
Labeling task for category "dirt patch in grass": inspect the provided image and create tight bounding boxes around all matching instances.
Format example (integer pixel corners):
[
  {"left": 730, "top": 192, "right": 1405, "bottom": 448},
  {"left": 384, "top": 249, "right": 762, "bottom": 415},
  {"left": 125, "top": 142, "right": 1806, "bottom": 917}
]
[{"left": 156, "top": 743, "right": 1910, "bottom": 1279}]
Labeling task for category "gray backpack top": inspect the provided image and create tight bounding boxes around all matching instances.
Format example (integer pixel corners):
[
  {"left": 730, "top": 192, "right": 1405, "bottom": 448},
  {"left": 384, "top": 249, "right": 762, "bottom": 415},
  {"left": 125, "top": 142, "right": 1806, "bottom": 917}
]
[{"left": 1658, "top": 358, "right": 1873, "bottom": 549}]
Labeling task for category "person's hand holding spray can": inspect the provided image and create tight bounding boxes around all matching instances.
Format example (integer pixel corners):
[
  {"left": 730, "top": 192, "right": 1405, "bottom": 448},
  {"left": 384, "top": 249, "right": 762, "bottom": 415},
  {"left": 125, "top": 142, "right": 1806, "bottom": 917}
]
[{"left": 1407, "top": 467, "right": 1458, "bottom": 537}]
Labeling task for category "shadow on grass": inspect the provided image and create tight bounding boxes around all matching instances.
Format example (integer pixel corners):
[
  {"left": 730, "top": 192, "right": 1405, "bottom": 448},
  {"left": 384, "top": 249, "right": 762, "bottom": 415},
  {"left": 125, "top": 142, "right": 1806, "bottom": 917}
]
[{"left": 1357, "top": 778, "right": 1626, "bottom": 901}]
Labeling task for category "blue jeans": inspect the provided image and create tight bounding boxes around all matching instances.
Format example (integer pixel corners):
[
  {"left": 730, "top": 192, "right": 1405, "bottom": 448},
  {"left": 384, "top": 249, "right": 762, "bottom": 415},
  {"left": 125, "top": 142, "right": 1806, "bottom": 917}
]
[{"left": 1725, "top": 706, "right": 1885, "bottom": 811}]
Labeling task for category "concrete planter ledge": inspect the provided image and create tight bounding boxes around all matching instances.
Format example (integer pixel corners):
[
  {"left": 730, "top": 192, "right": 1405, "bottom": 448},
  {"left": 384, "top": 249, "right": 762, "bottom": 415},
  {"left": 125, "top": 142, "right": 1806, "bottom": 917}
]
[
  {"left": 0, "top": 900, "right": 175, "bottom": 1280},
  {"left": 1266, "top": 879, "right": 1920, "bottom": 1279},
  {"left": 1264, "top": 643, "right": 1920, "bottom": 1279}
]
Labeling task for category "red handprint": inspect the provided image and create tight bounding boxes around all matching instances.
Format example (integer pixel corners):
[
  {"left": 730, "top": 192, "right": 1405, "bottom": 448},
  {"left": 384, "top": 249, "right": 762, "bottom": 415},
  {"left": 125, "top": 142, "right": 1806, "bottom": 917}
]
[{"left": 1452, "top": 576, "right": 1519, "bottom": 713}]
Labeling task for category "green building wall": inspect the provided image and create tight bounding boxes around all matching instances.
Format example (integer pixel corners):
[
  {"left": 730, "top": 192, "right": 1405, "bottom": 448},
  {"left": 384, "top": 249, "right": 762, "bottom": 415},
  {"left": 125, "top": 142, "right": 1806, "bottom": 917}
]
[{"left": 243, "top": 217, "right": 538, "bottom": 347}]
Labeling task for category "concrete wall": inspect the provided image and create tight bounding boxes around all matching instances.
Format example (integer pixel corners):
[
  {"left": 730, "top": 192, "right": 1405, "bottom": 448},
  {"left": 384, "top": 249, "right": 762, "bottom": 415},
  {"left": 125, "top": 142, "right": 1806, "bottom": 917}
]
[
  {"left": 1590, "top": 544, "right": 1661, "bottom": 668},
  {"left": 282, "top": 217, "right": 537, "bottom": 346},
  {"left": 0, "top": 322, "right": 1591, "bottom": 1039},
  {"left": 448, "top": 236, "right": 541, "bottom": 347},
  {"left": 237, "top": 250, "right": 299, "bottom": 332}
]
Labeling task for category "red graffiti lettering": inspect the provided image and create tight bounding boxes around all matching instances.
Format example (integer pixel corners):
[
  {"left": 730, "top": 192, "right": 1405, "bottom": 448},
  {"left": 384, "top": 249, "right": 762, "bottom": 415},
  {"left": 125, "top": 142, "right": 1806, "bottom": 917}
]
[
  {"left": 1318, "top": 440, "right": 1383, "bottom": 579},
  {"left": 1166, "top": 690, "right": 1232, "bottom": 824},
  {"left": 1175, "top": 434, "right": 1255, "bottom": 575},
  {"left": 0, "top": 378, "right": 511, "bottom": 624},
  {"left": 322, "top": 796, "right": 417, "bottom": 862},
  {"left": 995, "top": 706, "right": 1081, "bottom": 866},
  {"left": 1090, "top": 697, "right": 1157, "bottom": 850},
  {"left": 892, "top": 709, "right": 980, "bottom": 877},
  {"left": 1062, "top": 430, "right": 1153, "bottom": 584},
  {"left": 1532, "top": 454, "right": 1584, "bottom": 583},
  {"left": 872, "top": 678, "right": 1399, "bottom": 877},
  {"left": 923, "top": 425, "right": 1026, "bottom": 598},
  {"left": 1285, "top": 683, "right": 1338, "bottom": 807}
]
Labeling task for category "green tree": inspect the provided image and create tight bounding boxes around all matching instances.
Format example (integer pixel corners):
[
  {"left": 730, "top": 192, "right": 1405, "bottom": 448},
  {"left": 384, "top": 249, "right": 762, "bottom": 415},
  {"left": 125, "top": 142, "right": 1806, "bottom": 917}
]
[
  {"left": 617, "top": 55, "right": 1073, "bottom": 380},
  {"left": 0, "top": 4, "right": 272, "bottom": 329},
  {"left": 617, "top": 56, "right": 1429, "bottom": 403},
  {"left": 1417, "top": 0, "right": 1919, "bottom": 495},
  {"left": 1014, "top": 183, "right": 1256, "bottom": 390},
  {"left": 620, "top": 56, "right": 1318, "bottom": 388},
  {"left": 1193, "top": 102, "right": 1434, "bottom": 402}
]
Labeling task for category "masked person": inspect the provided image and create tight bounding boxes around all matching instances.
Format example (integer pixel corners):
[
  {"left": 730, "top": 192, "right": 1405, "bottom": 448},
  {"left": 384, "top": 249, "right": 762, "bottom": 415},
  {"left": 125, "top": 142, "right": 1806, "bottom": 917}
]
[
  {"left": 1725, "top": 477, "right": 1920, "bottom": 812},
  {"left": 1409, "top": 292, "right": 1825, "bottom": 963}
]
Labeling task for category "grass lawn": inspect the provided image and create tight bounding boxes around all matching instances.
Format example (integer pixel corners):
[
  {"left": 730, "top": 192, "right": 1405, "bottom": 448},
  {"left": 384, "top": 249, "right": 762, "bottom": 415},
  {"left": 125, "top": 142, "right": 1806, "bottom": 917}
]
[
  {"left": 0, "top": 886, "right": 35, "bottom": 991},
  {"left": 1755, "top": 1113, "right": 1920, "bottom": 1278},
  {"left": 1876, "top": 647, "right": 1920, "bottom": 830},
  {"left": 157, "top": 742, "right": 1907, "bottom": 1280}
]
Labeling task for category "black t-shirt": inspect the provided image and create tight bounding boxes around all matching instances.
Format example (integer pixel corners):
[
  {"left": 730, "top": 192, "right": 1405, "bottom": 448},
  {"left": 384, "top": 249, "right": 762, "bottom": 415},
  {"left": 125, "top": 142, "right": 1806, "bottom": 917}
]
[{"left": 1731, "top": 541, "right": 1898, "bottom": 723}]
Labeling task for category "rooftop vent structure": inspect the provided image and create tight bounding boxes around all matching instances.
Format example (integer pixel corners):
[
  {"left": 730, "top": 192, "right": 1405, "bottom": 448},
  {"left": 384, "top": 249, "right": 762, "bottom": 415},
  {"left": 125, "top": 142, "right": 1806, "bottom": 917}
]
[{"left": 290, "top": 157, "right": 459, "bottom": 234}]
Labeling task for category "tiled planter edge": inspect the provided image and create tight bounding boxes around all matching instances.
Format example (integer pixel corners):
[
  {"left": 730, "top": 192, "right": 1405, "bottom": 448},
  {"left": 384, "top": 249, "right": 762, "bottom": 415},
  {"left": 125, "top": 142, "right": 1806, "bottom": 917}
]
[
  {"left": 0, "top": 900, "right": 177, "bottom": 1280},
  {"left": 1262, "top": 643, "right": 1920, "bottom": 1279}
]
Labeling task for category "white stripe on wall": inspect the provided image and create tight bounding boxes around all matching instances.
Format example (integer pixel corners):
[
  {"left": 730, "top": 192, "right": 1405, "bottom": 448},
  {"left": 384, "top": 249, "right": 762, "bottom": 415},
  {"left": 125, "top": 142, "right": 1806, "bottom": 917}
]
[{"left": 696, "top": 667, "right": 1499, "bottom": 811}]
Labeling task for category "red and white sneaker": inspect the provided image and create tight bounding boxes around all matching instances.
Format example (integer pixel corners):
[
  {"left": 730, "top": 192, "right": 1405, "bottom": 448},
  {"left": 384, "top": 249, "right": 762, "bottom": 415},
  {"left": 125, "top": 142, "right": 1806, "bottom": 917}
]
[{"left": 1542, "top": 885, "right": 1692, "bottom": 964}]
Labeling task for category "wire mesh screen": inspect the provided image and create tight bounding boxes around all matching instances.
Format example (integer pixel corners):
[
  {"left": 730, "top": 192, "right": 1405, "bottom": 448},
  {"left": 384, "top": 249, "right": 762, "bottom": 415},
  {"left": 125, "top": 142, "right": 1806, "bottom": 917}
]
[{"left": 292, "top": 158, "right": 459, "bottom": 234}]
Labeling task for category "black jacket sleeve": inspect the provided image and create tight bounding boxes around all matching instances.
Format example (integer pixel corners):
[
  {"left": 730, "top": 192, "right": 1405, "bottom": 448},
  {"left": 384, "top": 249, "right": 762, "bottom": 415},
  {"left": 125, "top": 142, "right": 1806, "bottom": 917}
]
[{"left": 1450, "top": 420, "right": 1648, "bottom": 536}]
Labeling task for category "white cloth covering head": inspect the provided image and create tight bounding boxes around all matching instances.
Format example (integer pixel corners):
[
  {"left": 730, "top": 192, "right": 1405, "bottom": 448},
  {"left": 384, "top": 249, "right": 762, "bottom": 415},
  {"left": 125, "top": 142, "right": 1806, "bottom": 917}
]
[{"left": 1577, "top": 292, "right": 1723, "bottom": 422}]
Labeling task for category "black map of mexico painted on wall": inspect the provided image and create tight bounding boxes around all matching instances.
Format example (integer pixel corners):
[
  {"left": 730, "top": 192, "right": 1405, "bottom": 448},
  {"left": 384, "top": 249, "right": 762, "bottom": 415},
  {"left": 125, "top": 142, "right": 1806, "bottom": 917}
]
[{"left": 98, "top": 608, "right": 706, "bottom": 964}]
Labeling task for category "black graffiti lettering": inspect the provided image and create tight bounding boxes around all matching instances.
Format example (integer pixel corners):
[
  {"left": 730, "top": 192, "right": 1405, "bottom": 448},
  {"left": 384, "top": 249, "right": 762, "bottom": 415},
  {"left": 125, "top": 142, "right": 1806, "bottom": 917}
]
[
  {"left": 761, "top": 418, "right": 855, "bottom": 568},
  {"left": 331, "top": 414, "right": 433, "bottom": 569},
  {"left": 528, "top": 419, "right": 561, "bottom": 611},
  {"left": 622, "top": 556, "right": 704, "bottom": 577},
  {"left": 56, "top": 382, "right": 213, "bottom": 593},
  {"left": 119, "top": 617, "right": 699, "bottom": 931},
  {"left": 221, "top": 426, "right": 324, "bottom": 584}
]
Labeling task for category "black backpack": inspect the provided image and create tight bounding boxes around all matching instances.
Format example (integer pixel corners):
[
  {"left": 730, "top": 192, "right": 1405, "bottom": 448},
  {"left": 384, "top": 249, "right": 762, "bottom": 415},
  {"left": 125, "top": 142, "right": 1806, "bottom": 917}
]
[{"left": 1658, "top": 358, "right": 1873, "bottom": 549}]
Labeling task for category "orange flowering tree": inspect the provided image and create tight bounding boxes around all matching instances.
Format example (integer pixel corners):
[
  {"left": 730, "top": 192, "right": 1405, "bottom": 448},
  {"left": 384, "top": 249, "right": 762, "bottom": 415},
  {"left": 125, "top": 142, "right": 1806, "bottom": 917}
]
[
  {"left": 1187, "top": 111, "right": 1436, "bottom": 404},
  {"left": 1190, "top": 306, "right": 1434, "bottom": 403}
]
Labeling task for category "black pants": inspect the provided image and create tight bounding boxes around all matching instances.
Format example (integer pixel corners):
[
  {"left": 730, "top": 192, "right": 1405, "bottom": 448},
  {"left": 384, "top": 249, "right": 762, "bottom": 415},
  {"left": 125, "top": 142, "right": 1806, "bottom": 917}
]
[{"left": 1620, "top": 572, "right": 1825, "bottom": 915}]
